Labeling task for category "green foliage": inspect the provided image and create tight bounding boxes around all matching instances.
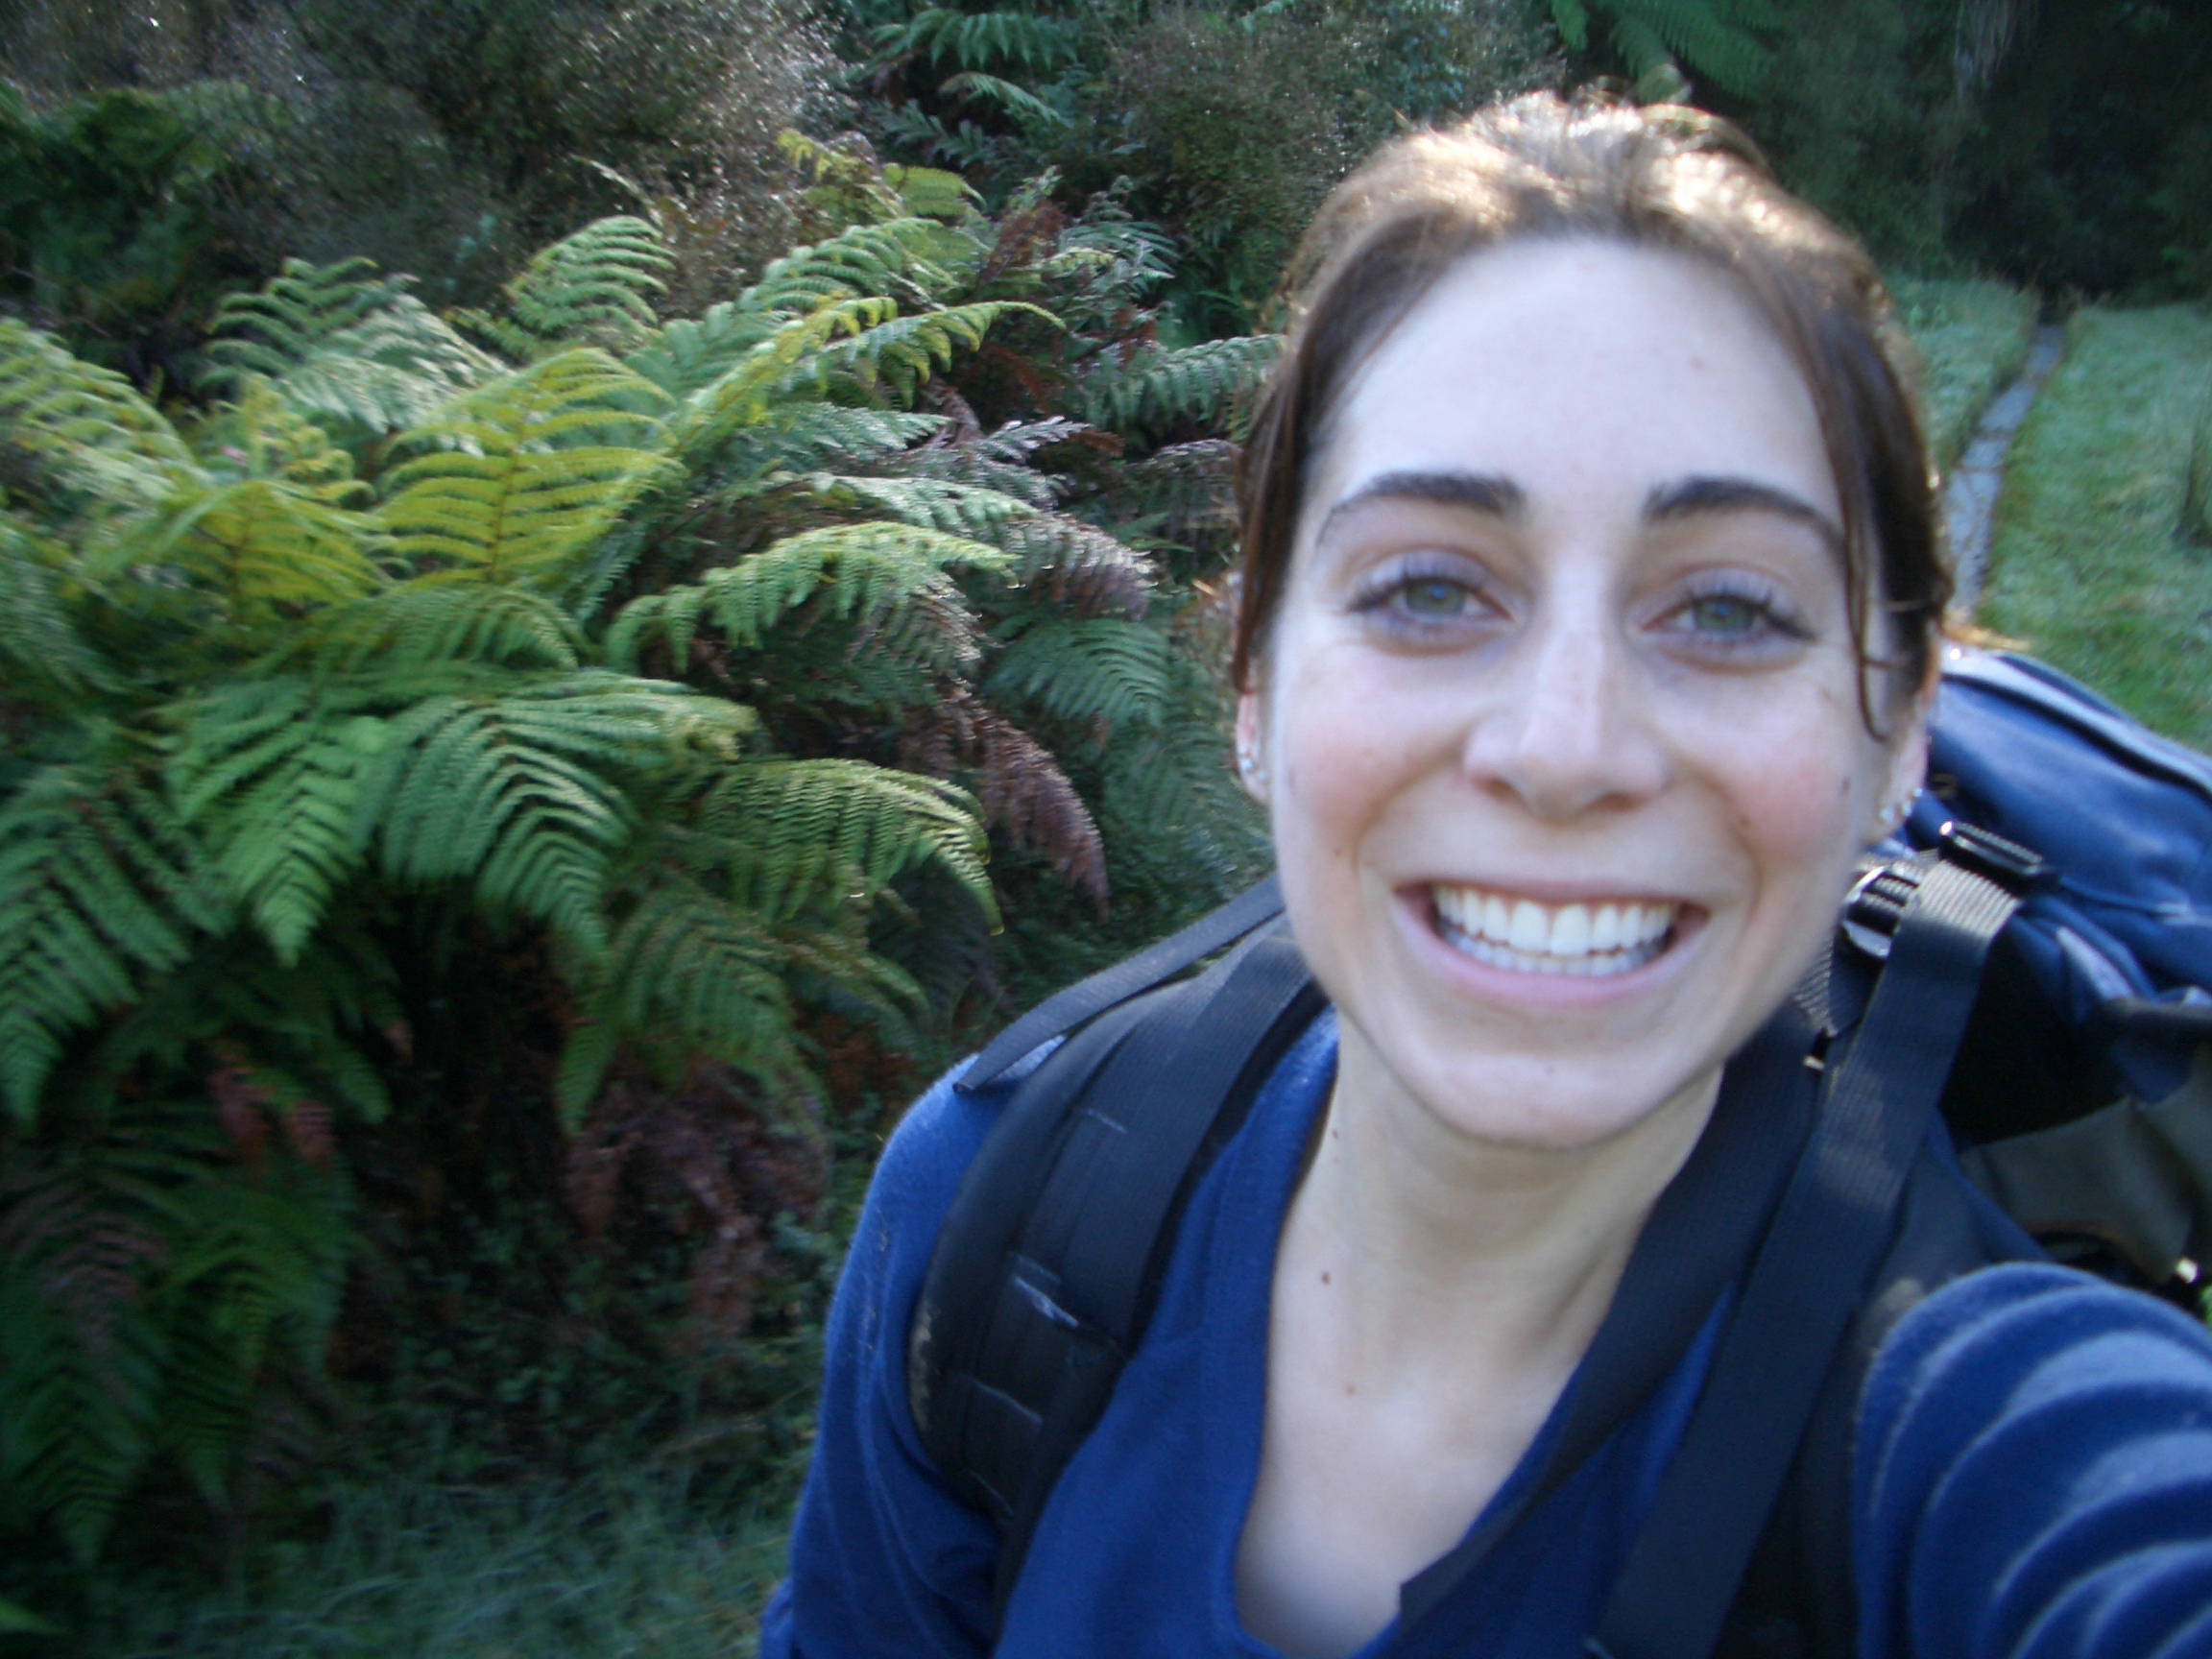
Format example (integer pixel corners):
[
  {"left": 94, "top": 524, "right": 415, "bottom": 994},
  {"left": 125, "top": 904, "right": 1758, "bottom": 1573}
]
[
  {"left": 1551, "top": 0, "right": 1774, "bottom": 96},
  {"left": 1889, "top": 276, "right": 2036, "bottom": 470}
]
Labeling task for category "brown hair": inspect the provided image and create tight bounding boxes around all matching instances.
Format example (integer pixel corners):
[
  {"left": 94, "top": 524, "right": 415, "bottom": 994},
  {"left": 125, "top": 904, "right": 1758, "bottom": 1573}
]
[{"left": 1230, "top": 93, "right": 1948, "bottom": 726}]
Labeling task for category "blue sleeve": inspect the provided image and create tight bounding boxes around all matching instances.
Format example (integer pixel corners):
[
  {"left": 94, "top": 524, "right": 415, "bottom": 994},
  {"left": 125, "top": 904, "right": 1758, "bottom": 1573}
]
[
  {"left": 1854, "top": 1262, "right": 2212, "bottom": 1659},
  {"left": 757, "top": 1064, "right": 1006, "bottom": 1658}
]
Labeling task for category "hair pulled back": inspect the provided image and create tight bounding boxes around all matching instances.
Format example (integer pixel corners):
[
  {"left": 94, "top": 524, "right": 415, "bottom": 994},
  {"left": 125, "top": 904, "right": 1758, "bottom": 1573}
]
[{"left": 1231, "top": 93, "right": 1948, "bottom": 722}]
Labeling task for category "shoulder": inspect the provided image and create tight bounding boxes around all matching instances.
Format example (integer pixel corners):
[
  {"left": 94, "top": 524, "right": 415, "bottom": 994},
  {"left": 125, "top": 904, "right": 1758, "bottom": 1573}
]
[{"left": 1854, "top": 1263, "right": 2212, "bottom": 1659}]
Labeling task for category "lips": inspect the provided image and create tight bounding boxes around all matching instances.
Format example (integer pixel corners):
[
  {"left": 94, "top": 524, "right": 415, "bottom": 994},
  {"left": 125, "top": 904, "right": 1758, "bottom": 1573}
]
[{"left": 1431, "top": 883, "right": 1681, "bottom": 977}]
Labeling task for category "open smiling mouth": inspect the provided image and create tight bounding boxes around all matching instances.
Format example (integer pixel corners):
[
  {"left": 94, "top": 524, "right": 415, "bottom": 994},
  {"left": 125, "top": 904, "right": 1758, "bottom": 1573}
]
[{"left": 1431, "top": 884, "right": 1683, "bottom": 978}]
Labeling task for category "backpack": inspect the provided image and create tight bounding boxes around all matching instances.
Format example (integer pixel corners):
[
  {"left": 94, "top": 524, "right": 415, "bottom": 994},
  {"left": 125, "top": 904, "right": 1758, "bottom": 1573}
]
[{"left": 904, "top": 649, "right": 2212, "bottom": 1657}]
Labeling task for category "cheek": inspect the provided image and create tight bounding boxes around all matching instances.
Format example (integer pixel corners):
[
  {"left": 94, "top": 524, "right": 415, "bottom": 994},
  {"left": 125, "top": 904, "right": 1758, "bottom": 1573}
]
[
  {"left": 1268, "top": 647, "right": 1447, "bottom": 858},
  {"left": 1690, "top": 693, "right": 1882, "bottom": 898}
]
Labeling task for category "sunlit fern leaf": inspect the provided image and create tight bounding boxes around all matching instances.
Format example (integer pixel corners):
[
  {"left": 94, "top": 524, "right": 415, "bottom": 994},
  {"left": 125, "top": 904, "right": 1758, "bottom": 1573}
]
[
  {"left": 625, "top": 303, "right": 783, "bottom": 399},
  {"left": 355, "top": 673, "right": 753, "bottom": 954},
  {"left": 704, "top": 758, "right": 991, "bottom": 923},
  {"left": 795, "top": 300, "right": 1057, "bottom": 406},
  {"left": 742, "top": 219, "right": 973, "bottom": 317},
  {"left": 673, "top": 297, "right": 899, "bottom": 460},
  {"left": 168, "top": 683, "right": 386, "bottom": 964},
  {"left": 301, "top": 584, "right": 586, "bottom": 674},
  {"left": 0, "top": 1144, "right": 167, "bottom": 1561},
  {"left": 186, "top": 380, "right": 367, "bottom": 500},
  {"left": 0, "top": 768, "right": 226, "bottom": 1121},
  {"left": 0, "top": 519, "right": 109, "bottom": 698},
  {"left": 479, "top": 215, "right": 674, "bottom": 354},
  {"left": 0, "top": 321, "right": 198, "bottom": 526},
  {"left": 700, "top": 406, "right": 946, "bottom": 499},
  {"left": 102, "top": 476, "right": 383, "bottom": 623},
  {"left": 776, "top": 130, "right": 911, "bottom": 229},
  {"left": 606, "top": 521, "right": 1007, "bottom": 671},
  {"left": 986, "top": 616, "right": 1169, "bottom": 730},
  {"left": 1080, "top": 334, "right": 1281, "bottom": 438},
  {"left": 997, "top": 513, "right": 1153, "bottom": 618},
  {"left": 883, "top": 165, "right": 983, "bottom": 226},
  {"left": 377, "top": 349, "right": 676, "bottom": 589},
  {"left": 204, "top": 260, "right": 500, "bottom": 436},
  {"left": 794, "top": 472, "right": 1038, "bottom": 537}
]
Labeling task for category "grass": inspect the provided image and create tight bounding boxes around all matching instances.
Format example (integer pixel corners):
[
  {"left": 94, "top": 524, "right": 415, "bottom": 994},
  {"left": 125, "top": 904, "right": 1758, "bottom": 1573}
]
[
  {"left": 1890, "top": 276, "right": 2040, "bottom": 470},
  {"left": 1980, "top": 303, "right": 2212, "bottom": 749},
  {"left": 61, "top": 1473, "right": 789, "bottom": 1659}
]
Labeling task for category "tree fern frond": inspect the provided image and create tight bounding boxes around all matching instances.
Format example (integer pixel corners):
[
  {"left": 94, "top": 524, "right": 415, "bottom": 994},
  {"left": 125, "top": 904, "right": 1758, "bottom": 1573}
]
[
  {"left": 0, "top": 519, "right": 110, "bottom": 697},
  {"left": 878, "top": 428, "right": 1063, "bottom": 509},
  {"left": 795, "top": 472, "right": 1038, "bottom": 537},
  {"left": 869, "top": 8, "right": 1078, "bottom": 76},
  {"left": 902, "top": 693, "right": 1105, "bottom": 903},
  {"left": 478, "top": 216, "right": 674, "bottom": 353},
  {"left": 168, "top": 683, "right": 383, "bottom": 964},
  {"left": 997, "top": 513, "right": 1153, "bottom": 618},
  {"left": 1080, "top": 334, "right": 1281, "bottom": 436},
  {"left": 302, "top": 584, "right": 586, "bottom": 674},
  {"left": 606, "top": 522, "right": 1006, "bottom": 671},
  {"left": 0, "top": 321, "right": 198, "bottom": 525},
  {"left": 741, "top": 218, "right": 973, "bottom": 317},
  {"left": 1099, "top": 439, "right": 1238, "bottom": 539},
  {"left": 378, "top": 349, "right": 675, "bottom": 589},
  {"left": 625, "top": 303, "right": 782, "bottom": 399},
  {"left": 701, "top": 406, "right": 945, "bottom": 497},
  {"left": 700, "top": 758, "right": 991, "bottom": 922},
  {"left": 937, "top": 71, "right": 1070, "bottom": 131},
  {"left": 673, "top": 297, "right": 900, "bottom": 459},
  {"left": 103, "top": 476, "right": 383, "bottom": 621},
  {"left": 204, "top": 260, "right": 502, "bottom": 435},
  {"left": 796, "top": 300, "right": 1058, "bottom": 405},
  {"left": 986, "top": 617, "right": 1168, "bottom": 730},
  {"left": 0, "top": 768, "right": 225, "bottom": 1120},
  {"left": 882, "top": 165, "right": 982, "bottom": 226}
]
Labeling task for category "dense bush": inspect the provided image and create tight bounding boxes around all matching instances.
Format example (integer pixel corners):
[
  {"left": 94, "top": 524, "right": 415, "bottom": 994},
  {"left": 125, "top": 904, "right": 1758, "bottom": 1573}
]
[{"left": 0, "top": 145, "right": 1273, "bottom": 1626}]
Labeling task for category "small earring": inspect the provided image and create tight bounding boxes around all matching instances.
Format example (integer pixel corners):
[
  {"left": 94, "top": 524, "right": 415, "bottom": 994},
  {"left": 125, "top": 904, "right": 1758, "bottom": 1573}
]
[
  {"left": 1236, "top": 745, "right": 1262, "bottom": 780},
  {"left": 1878, "top": 801, "right": 1903, "bottom": 829}
]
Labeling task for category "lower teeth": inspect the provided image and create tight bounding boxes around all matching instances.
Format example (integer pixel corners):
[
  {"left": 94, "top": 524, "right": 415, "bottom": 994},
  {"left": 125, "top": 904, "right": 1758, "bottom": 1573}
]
[{"left": 1438, "top": 918, "right": 1663, "bottom": 977}]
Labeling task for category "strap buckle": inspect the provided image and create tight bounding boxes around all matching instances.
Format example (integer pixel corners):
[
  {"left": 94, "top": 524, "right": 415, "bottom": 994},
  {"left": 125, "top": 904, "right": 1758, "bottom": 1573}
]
[
  {"left": 1936, "top": 819, "right": 2046, "bottom": 892},
  {"left": 1841, "top": 861, "right": 1922, "bottom": 963}
]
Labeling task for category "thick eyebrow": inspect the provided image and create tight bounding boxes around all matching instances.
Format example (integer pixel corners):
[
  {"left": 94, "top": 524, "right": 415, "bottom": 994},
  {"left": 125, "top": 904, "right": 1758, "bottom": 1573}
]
[
  {"left": 1644, "top": 475, "right": 1844, "bottom": 551},
  {"left": 1314, "top": 469, "right": 1527, "bottom": 541}
]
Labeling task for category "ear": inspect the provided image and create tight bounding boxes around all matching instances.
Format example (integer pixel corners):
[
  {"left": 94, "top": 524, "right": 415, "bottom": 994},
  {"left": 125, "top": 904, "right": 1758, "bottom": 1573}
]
[{"left": 1235, "top": 688, "right": 1270, "bottom": 805}]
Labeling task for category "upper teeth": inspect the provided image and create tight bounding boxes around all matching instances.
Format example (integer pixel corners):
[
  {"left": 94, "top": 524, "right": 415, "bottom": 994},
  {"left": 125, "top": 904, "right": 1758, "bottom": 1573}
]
[{"left": 1432, "top": 886, "right": 1677, "bottom": 963}]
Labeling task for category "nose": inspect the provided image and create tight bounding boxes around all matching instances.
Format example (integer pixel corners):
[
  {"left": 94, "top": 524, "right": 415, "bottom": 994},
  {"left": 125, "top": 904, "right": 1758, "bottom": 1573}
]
[{"left": 1461, "top": 599, "right": 1669, "bottom": 821}]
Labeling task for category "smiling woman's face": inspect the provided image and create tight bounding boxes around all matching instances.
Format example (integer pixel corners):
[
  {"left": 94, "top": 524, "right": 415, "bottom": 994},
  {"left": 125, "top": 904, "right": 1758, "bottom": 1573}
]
[{"left": 1240, "top": 237, "right": 1926, "bottom": 1151}]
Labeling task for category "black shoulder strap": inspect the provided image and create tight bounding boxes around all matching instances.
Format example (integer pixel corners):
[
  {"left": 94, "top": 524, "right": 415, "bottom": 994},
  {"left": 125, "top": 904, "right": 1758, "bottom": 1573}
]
[
  {"left": 959, "top": 875, "right": 1286, "bottom": 1093},
  {"left": 909, "top": 880, "right": 1320, "bottom": 1622},
  {"left": 1589, "top": 828, "right": 2039, "bottom": 1659}
]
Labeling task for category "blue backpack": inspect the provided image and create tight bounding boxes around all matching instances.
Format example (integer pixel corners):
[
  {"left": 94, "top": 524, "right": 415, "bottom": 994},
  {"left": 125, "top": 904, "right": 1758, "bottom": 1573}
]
[{"left": 906, "top": 649, "right": 2212, "bottom": 1658}]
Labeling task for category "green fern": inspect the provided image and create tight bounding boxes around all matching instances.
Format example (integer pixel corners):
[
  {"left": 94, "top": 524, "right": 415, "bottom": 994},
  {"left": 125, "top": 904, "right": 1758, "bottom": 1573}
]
[
  {"left": 378, "top": 349, "right": 676, "bottom": 589},
  {"left": 204, "top": 259, "right": 500, "bottom": 437},
  {"left": 1080, "top": 334, "right": 1281, "bottom": 436},
  {"left": 0, "top": 519, "right": 108, "bottom": 697},
  {"left": 301, "top": 585, "right": 587, "bottom": 675},
  {"left": 0, "top": 767, "right": 227, "bottom": 1121},
  {"left": 0, "top": 320, "right": 197, "bottom": 526},
  {"left": 607, "top": 521, "right": 1007, "bottom": 671},
  {"left": 986, "top": 616, "right": 1169, "bottom": 729},
  {"left": 461, "top": 216, "right": 675, "bottom": 355},
  {"left": 1551, "top": 0, "right": 1774, "bottom": 95},
  {"left": 743, "top": 218, "right": 974, "bottom": 316},
  {"left": 868, "top": 8, "right": 1079, "bottom": 76},
  {"left": 795, "top": 472, "right": 1039, "bottom": 537},
  {"left": 704, "top": 758, "right": 991, "bottom": 923}
]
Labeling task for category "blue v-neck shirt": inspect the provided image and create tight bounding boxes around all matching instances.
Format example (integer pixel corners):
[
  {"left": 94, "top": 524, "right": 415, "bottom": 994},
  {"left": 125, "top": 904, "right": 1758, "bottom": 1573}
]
[{"left": 762, "top": 1013, "right": 2212, "bottom": 1658}]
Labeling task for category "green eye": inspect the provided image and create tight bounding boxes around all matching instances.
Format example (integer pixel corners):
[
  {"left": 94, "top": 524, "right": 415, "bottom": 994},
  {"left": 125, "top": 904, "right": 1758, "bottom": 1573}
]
[
  {"left": 1401, "top": 577, "right": 1468, "bottom": 616},
  {"left": 1686, "top": 594, "right": 1762, "bottom": 635}
]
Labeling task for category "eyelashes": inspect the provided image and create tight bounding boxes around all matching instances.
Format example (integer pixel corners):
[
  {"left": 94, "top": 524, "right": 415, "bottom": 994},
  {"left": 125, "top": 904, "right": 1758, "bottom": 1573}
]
[{"left": 1345, "top": 558, "right": 1816, "bottom": 655}]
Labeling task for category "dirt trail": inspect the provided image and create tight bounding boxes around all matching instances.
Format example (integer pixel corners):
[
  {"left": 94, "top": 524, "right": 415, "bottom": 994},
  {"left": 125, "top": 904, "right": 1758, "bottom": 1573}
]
[{"left": 1943, "top": 322, "right": 2065, "bottom": 615}]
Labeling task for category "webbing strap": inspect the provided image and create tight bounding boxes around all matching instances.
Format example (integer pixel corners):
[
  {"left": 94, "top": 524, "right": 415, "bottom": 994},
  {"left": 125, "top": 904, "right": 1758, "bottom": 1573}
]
[
  {"left": 1588, "top": 855, "right": 2024, "bottom": 1659},
  {"left": 960, "top": 877, "right": 1286, "bottom": 1092}
]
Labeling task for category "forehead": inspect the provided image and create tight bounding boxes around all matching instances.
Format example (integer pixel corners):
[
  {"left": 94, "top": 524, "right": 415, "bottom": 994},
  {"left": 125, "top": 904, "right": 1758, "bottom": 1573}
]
[{"left": 1305, "top": 238, "right": 1839, "bottom": 530}]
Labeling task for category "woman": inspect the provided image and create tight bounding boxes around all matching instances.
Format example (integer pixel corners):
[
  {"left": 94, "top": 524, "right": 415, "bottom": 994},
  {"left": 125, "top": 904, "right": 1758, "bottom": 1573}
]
[{"left": 762, "top": 95, "right": 2212, "bottom": 1658}]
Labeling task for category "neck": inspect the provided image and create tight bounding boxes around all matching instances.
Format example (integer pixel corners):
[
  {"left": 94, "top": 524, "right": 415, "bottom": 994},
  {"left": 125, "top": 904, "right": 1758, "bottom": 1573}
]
[{"left": 1286, "top": 1018, "right": 1721, "bottom": 1362}]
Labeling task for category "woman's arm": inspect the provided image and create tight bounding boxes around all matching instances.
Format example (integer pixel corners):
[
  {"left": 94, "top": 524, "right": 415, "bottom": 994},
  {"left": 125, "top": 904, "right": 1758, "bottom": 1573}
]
[
  {"left": 758, "top": 1067, "right": 1006, "bottom": 1659},
  {"left": 1854, "top": 1262, "right": 2212, "bottom": 1659}
]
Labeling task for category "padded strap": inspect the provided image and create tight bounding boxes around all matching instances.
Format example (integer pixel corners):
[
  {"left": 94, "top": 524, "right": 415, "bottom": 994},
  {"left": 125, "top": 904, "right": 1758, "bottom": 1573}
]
[
  {"left": 960, "top": 876, "right": 1285, "bottom": 1092},
  {"left": 1588, "top": 854, "right": 2025, "bottom": 1659}
]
